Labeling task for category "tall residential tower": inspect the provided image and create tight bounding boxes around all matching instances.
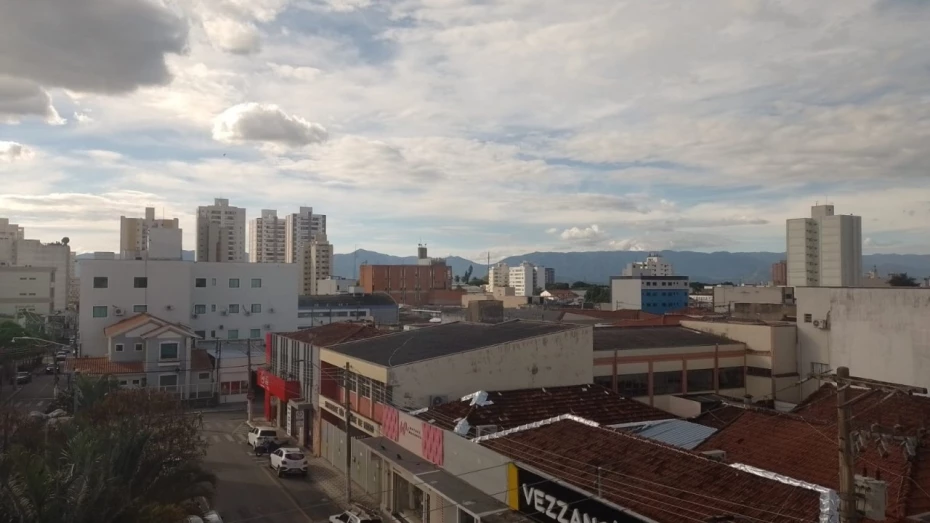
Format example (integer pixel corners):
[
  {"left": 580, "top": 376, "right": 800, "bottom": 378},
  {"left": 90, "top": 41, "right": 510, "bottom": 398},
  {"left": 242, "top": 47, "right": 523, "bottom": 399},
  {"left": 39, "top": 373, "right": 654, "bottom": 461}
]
[
  {"left": 196, "top": 198, "right": 246, "bottom": 262},
  {"left": 249, "top": 210, "right": 287, "bottom": 263},
  {"left": 786, "top": 204, "right": 862, "bottom": 287},
  {"left": 119, "top": 207, "right": 180, "bottom": 259}
]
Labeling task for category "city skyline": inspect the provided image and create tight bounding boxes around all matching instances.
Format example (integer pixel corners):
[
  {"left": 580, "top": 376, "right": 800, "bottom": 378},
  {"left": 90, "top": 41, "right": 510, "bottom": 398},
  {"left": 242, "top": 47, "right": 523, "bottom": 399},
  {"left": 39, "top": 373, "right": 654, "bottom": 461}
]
[{"left": 3, "top": 1, "right": 930, "bottom": 259}]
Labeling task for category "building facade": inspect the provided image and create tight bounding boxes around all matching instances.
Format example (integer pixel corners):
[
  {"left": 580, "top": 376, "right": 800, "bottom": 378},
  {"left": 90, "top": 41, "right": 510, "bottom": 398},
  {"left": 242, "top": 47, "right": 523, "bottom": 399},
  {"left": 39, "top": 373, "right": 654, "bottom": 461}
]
[
  {"left": 9, "top": 239, "right": 71, "bottom": 313},
  {"left": 610, "top": 275, "right": 689, "bottom": 314},
  {"left": 298, "top": 293, "right": 399, "bottom": 328},
  {"left": 301, "top": 235, "right": 333, "bottom": 295},
  {"left": 786, "top": 204, "right": 862, "bottom": 287},
  {"left": 284, "top": 206, "right": 327, "bottom": 264},
  {"left": 0, "top": 266, "right": 54, "bottom": 317},
  {"left": 249, "top": 209, "right": 287, "bottom": 263},
  {"left": 771, "top": 260, "right": 787, "bottom": 286},
  {"left": 712, "top": 285, "right": 794, "bottom": 314},
  {"left": 488, "top": 262, "right": 509, "bottom": 292},
  {"left": 120, "top": 207, "right": 180, "bottom": 259},
  {"left": 621, "top": 252, "right": 674, "bottom": 277},
  {"left": 508, "top": 262, "right": 544, "bottom": 297},
  {"left": 316, "top": 277, "right": 356, "bottom": 295},
  {"left": 196, "top": 198, "right": 246, "bottom": 263},
  {"left": 358, "top": 246, "right": 457, "bottom": 306},
  {"left": 78, "top": 259, "right": 299, "bottom": 354}
]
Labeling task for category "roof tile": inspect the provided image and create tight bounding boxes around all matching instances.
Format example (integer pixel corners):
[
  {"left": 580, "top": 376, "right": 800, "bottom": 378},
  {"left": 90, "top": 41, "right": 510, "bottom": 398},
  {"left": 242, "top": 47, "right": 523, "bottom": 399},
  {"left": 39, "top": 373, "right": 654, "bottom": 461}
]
[
  {"left": 67, "top": 357, "right": 144, "bottom": 375},
  {"left": 277, "top": 323, "right": 386, "bottom": 347}
]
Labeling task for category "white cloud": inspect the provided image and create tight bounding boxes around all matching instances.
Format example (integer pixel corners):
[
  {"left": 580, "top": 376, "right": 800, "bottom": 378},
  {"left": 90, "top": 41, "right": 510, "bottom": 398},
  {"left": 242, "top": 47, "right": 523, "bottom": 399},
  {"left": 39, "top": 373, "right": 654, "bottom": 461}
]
[
  {"left": 556, "top": 224, "right": 607, "bottom": 245},
  {"left": 202, "top": 18, "right": 262, "bottom": 55},
  {"left": 0, "top": 141, "right": 36, "bottom": 163},
  {"left": 212, "top": 103, "right": 328, "bottom": 147}
]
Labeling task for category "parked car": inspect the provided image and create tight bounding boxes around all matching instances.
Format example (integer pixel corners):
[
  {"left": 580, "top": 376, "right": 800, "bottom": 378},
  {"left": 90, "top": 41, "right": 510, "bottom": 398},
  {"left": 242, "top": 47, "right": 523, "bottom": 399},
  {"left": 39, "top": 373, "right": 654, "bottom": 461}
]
[
  {"left": 269, "top": 447, "right": 308, "bottom": 477},
  {"left": 55, "top": 353, "right": 67, "bottom": 362},
  {"left": 15, "top": 372, "right": 32, "bottom": 384},
  {"left": 45, "top": 363, "right": 58, "bottom": 374},
  {"left": 246, "top": 426, "right": 278, "bottom": 449},
  {"left": 253, "top": 440, "right": 282, "bottom": 456},
  {"left": 329, "top": 507, "right": 381, "bottom": 523}
]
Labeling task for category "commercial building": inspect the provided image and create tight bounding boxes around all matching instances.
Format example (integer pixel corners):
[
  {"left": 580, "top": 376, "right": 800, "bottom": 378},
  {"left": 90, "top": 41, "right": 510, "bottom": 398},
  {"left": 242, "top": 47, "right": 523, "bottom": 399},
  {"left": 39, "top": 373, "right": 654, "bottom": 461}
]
[
  {"left": 0, "top": 266, "right": 54, "bottom": 317},
  {"left": 358, "top": 245, "right": 458, "bottom": 306},
  {"left": 711, "top": 285, "right": 795, "bottom": 319},
  {"left": 786, "top": 204, "right": 862, "bottom": 287},
  {"left": 120, "top": 207, "right": 180, "bottom": 260},
  {"left": 248, "top": 209, "right": 287, "bottom": 263},
  {"left": 195, "top": 198, "right": 246, "bottom": 263},
  {"left": 297, "top": 293, "right": 399, "bottom": 328},
  {"left": 621, "top": 252, "right": 674, "bottom": 277},
  {"left": 795, "top": 286, "right": 930, "bottom": 399},
  {"left": 196, "top": 339, "right": 265, "bottom": 405},
  {"left": 78, "top": 258, "right": 298, "bottom": 354},
  {"left": 771, "top": 259, "right": 787, "bottom": 286},
  {"left": 609, "top": 275, "right": 689, "bottom": 314}
]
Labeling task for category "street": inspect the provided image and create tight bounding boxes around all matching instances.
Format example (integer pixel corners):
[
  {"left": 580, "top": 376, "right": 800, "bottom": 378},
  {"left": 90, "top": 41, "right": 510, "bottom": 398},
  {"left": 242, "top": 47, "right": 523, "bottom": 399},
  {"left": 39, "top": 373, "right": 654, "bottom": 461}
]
[
  {"left": 201, "top": 410, "right": 344, "bottom": 523},
  {"left": 1, "top": 371, "right": 58, "bottom": 413}
]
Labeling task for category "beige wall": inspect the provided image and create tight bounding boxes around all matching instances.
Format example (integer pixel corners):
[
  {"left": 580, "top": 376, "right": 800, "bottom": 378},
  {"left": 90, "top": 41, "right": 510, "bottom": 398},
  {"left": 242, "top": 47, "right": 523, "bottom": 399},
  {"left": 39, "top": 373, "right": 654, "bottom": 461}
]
[
  {"left": 713, "top": 286, "right": 790, "bottom": 313},
  {"left": 0, "top": 266, "right": 54, "bottom": 316},
  {"left": 390, "top": 326, "right": 593, "bottom": 409}
]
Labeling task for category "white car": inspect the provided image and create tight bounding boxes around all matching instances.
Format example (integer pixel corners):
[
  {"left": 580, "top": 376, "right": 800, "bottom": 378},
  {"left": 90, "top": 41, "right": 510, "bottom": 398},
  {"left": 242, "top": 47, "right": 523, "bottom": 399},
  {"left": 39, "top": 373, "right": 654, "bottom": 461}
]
[
  {"left": 269, "top": 447, "right": 308, "bottom": 477},
  {"left": 246, "top": 427, "right": 278, "bottom": 448},
  {"left": 329, "top": 507, "right": 381, "bottom": 523}
]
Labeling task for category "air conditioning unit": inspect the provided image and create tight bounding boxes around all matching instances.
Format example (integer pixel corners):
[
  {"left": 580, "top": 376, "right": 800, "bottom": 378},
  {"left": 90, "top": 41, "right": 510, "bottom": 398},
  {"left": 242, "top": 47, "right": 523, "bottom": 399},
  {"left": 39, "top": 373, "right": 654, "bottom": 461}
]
[
  {"left": 191, "top": 313, "right": 198, "bottom": 319},
  {"left": 113, "top": 308, "right": 124, "bottom": 317},
  {"left": 220, "top": 310, "right": 228, "bottom": 316},
  {"left": 813, "top": 319, "right": 830, "bottom": 330},
  {"left": 700, "top": 450, "right": 727, "bottom": 461},
  {"left": 474, "top": 424, "right": 498, "bottom": 437},
  {"left": 855, "top": 475, "right": 887, "bottom": 520},
  {"left": 218, "top": 325, "right": 225, "bottom": 330},
  {"left": 263, "top": 324, "right": 271, "bottom": 330},
  {"left": 268, "top": 308, "right": 275, "bottom": 314},
  {"left": 165, "top": 305, "right": 174, "bottom": 311},
  {"left": 429, "top": 395, "right": 448, "bottom": 407}
]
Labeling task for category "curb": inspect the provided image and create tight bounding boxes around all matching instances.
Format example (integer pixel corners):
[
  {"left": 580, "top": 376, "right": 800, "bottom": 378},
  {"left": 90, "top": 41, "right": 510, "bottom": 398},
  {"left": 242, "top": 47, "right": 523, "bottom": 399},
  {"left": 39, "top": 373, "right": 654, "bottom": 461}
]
[{"left": 1, "top": 386, "right": 25, "bottom": 406}]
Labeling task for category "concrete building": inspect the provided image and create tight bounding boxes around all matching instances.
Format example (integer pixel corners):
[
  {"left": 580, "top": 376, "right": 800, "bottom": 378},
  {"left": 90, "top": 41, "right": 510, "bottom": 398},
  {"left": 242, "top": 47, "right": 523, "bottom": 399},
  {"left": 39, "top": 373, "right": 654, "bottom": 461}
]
[
  {"left": 540, "top": 267, "right": 555, "bottom": 287},
  {"left": 795, "top": 287, "right": 930, "bottom": 399},
  {"left": 316, "top": 277, "right": 356, "bottom": 295},
  {"left": 358, "top": 245, "right": 458, "bottom": 306},
  {"left": 787, "top": 204, "right": 862, "bottom": 287},
  {"left": 771, "top": 259, "right": 787, "bottom": 286},
  {"left": 78, "top": 259, "right": 299, "bottom": 354},
  {"left": 712, "top": 285, "right": 794, "bottom": 316},
  {"left": 196, "top": 198, "right": 246, "bottom": 263},
  {"left": 609, "top": 275, "right": 689, "bottom": 314},
  {"left": 0, "top": 266, "right": 54, "bottom": 317},
  {"left": 301, "top": 234, "right": 333, "bottom": 295},
  {"left": 196, "top": 339, "right": 265, "bottom": 405},
  {"left": 249, "top": 209, "right": 287, "bottom": 263},
  {"left": 120, "top": 207, "right": 180, "bottom": 259},
  {"left": 0, "top": 218, "right": 25, "bottom": 265},
  {"left": 285, "top": 206, "right": 327, "bottom": 264},
  {"left": 487, "top": 262, "right": 509, "bottom": 292},
  {"left": 9, "top": 238, "right": 71, "bottom": 313},
  {"left": 621, "top": 252, "right": 674, "bottom": 277},
  {"left": 508, "top": 262, "right": 544, "bottom": 297},
  {"left": 297, "top": 293, "right": 399, "bottom": 328}
]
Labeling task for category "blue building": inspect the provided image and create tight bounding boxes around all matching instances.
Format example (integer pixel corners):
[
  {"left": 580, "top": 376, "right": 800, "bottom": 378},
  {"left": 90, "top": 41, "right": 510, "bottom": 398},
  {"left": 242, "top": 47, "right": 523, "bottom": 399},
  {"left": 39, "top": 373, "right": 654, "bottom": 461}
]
[
  {"left": 297, "top": 293, "right": 399, "bottom": 328},
  {"left": 609, "top": 275, "right": 690, "bottom": 315}
]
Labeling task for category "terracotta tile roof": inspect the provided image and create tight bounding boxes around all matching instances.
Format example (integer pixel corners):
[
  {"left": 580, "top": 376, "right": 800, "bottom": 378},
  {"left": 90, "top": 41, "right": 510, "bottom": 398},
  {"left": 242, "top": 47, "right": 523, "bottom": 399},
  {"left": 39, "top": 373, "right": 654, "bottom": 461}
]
[
  {"left": 190, "top": 349, "right": 213, "bottom": 372},
  {"left": 697, "top": 407, "right": 930, "bottom": 521},
  {"left": 276, "top": 323, "right": 386, "bottom": 347},
  {"left": 67, "top": 357, "right": 144, "bottom": 375},
  {"left": 102, "top": 312, "right": 199, "bottom": 339},
  {"left": 415, "top": 384, "right": 671, "bottom": 435},
  {"left": 794, "top": 383, "right": 930, "bottom": 434},
  {"left": 545, "top": 289, "right": 578, "bottom": 299},
  {"left": 689, "top": 404, "right": 749, "bottom": 429},
  {"left": 481, "top": 419, "right": 822, "bottom": 523}
]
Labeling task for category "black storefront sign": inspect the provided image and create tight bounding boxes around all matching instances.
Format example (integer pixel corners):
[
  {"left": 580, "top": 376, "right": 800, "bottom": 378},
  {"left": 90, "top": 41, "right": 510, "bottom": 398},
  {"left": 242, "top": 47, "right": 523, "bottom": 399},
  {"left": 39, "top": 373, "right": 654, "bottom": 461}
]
[{"left": 515, "top": 466, "right": 646, "bottom": 523}]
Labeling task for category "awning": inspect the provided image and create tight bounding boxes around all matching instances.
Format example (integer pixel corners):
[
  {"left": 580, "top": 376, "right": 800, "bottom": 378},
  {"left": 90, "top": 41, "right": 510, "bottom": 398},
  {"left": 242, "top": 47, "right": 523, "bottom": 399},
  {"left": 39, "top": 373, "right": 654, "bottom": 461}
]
[
  {"left": 256, "top": 368, "right": 300, "bottom": 400},
  {"left": 360, "top": 437, "right": 509, "bottom": 517}
]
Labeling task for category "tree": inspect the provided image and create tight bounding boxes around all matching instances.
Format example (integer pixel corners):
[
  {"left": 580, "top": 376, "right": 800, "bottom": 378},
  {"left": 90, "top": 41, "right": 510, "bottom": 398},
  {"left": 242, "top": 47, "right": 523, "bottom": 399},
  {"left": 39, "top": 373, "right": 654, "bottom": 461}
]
[
  {"left": 889, "top": 273, "right": 919, "bottom": 287},
  {"left": 454, "top": 275, "right": 461, "bottom": 283},
  {"left": 468, "top": 277, "right": 488, "bottom": 286},
  {"left": 584, "top": 286, "right": 611, "bottom": 303},
  {"left": 689, "top": 282, "right": 707, "bottom": 292},
  {"left": 571, "top": 281, "right": 591, "bottom": 289},
  {"left": 546, "top": 283, "right": 570, "bottom": 290},
  {"left": 463, "top": 265, "right": 474, "bottom": 283}
]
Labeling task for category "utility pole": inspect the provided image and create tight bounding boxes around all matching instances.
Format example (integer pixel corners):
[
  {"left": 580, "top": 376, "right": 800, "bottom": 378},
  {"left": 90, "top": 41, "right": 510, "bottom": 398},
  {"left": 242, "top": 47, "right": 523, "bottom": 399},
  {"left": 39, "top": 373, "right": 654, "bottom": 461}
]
[
  {"left": 836, "top": 367, "right": 858, "bottom": 523},
  {"left": 344, "top": 361, "right": 352, "bottom": 504},
  {"left": 215, "top": 339, "right": 221, "bottom": 399},
  {"left": 246, "top": 339, "right": 253, "bottom": 424}
]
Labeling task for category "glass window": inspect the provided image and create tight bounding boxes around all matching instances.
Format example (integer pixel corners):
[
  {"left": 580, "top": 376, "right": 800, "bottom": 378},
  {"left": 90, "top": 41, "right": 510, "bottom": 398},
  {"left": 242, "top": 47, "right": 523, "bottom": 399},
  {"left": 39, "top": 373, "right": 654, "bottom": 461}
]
[
  {"left": 250, "top": 328, "right": 261, "bottom": 339},
  {"left": 194, "top": 330, "right": 205, "bottom": 339},
  {"left": 228, "top": 329, "right": 239, "bottom": 340},
  {"left": 194, "top": 304, "right": 207, "bottom": 314},
  {"left": 159, "top": 342, "right": 179, "bottom": 360},
  {"left": 719, "top": 367, "right": 745, "bottom": 389},
  {"left": 687, "top": 368, "right": 714, "bottom": 392},
  {"left": 114, "top": 344, "right": 124, "bottom": 352},
  {"left": 229, "top": 278, "right": 240, "bottom": 288},
  {"left": 251, "top": 278, "right": 262, "bottom": 288},
  {"left": 199, "top": 372, "right": 211, "bottom": 380},
  {"left": 230, "top": 381, "right": 240, "bottom": 394},
  {"left": 251, "top": 304, "right": 261, "bottom": 313},
  {"left": 92, "top": 306, "right": 108, "bottom": 318},
  {"left": 652, "top": 370, "right": 683, "bottom": 395},
  {"left": 747, "top": 367, "right": 772, "bottom": 378},
  {"left": 93, "top": 277, "right": 108, "bottom": 288},
  {"left": 358, "top": 376, "right": 371, "bottom": 397},
  {"left": 135, "top": 343, "right": 143, "bottom": 351},
  {"left": 159, "top": 374, "right": 178, "bottom": 387},
  {"left": 195, "top": 278, "right": 206, "bottom": 288},
  {"left": 803, "top": 314, "right": 812, "bottom": 323},
  {"left": 616, "top": 373, "right": 649, "bottom": 397},
  {"left": 211, "top": 304, "right": 216, "bottom": 312},
  {"left": 228, "top": 304, "right": 240, "bottom": 313},
  {"left": 133, "top": 277, "right": 148, "bottom": 288}
]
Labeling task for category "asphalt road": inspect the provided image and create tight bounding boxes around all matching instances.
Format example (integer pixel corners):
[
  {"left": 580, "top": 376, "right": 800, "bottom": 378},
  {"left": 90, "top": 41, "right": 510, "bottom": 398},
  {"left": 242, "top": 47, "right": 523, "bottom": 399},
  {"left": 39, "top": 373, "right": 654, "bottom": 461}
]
[
  {"left": 202, "top": 410, "right": 342, "bottom": 523},
  {"left": 1, "top": 370, "right": 59, "bottom": 412}
]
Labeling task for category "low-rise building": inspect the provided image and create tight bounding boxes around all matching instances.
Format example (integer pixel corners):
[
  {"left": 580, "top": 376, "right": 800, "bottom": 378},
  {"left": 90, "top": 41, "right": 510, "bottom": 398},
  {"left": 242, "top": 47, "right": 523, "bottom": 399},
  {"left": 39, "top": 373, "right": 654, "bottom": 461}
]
[
  {"left": 316, "top": 276, "right": 357, "bottom": 295},
  {"left": 196, "top": 339, "right": 266, "bottom": 405},
  {"left": 712, "top": 285, "right": 795, "bottom": 318},
  {"left": 358, "top": 245, "right": 459, "bottom": 306},
  {"left": 297, "top": 293, "right": 399, "bottom": 328},
  {"left": 610, "top": 275, "right": 689, "bottom": 314}
]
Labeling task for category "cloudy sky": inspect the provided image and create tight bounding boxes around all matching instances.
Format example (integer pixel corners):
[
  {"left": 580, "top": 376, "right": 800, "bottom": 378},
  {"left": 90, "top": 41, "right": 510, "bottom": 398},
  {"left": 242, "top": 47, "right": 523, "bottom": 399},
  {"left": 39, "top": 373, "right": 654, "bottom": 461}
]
[{"left": 2, "top": 0, "right": 929, "bottom": 260}]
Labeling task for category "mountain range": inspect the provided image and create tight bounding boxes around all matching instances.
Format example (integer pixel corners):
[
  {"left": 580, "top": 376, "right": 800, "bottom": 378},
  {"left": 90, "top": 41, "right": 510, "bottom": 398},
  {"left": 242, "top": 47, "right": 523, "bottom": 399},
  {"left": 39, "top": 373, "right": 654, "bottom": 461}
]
[{"left": 334, "top": 249, "right": 930, "bottom": 284}]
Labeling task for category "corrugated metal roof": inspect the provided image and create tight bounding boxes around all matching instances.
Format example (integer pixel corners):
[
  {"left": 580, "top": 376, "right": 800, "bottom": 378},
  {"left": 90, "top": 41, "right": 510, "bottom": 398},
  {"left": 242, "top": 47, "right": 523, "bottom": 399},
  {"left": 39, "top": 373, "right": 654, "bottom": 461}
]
[{"left": 627, "top": 419, "right": 717, "bottom": 449}]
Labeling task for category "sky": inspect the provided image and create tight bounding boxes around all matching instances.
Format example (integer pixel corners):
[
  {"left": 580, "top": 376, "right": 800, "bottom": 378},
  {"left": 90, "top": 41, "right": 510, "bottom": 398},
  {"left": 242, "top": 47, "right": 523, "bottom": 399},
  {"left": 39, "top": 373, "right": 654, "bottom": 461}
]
[{"left": 2, "top": 0, "right": 929, "bottom": 261}]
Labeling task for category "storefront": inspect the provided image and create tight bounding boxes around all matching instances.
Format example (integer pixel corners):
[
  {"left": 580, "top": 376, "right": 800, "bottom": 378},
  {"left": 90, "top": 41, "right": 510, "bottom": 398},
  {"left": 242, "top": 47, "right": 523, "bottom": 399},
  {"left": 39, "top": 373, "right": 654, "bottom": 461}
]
[{"left": 256, "top": 368, "right": 300, "bottom": 431}]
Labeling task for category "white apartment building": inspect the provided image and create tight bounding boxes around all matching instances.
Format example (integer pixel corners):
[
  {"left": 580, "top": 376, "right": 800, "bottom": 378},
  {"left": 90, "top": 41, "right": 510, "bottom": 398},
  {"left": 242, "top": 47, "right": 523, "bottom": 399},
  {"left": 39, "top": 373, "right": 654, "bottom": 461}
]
[
  {"left": 622, "top": 253, "right": 674, "bottom": 277},
  {"left": 285, "top": 206, "right": 327, "bottom": 264},
  {"left": 508, "top": 261, "right": 545, "bottom": 297},
  {"left": 488, "top": 262, "right": 509, "bottom": 292},
  {"left": 120, "top": 207, "right": 180, "bottom": 259},
  {"left": 0, "top": 266, "right": 54, "bottom": 317},
  {"left": 78, "top": 259, "right": 299, "bottom": 355},
  {"left": 301, "top": 235, "right": 333, "bottom": 295},
  {"left": 787, "top": 204, "right": 862, "bottom": 287},
  {"left": 196, "top": 198, "right": 246, "bottom": 263},
  {"left": 10, "top": 239, "right": 71, "bottom": 313},
  {"left": 249, "top": 209, "right": 287, "bottom": 263}
]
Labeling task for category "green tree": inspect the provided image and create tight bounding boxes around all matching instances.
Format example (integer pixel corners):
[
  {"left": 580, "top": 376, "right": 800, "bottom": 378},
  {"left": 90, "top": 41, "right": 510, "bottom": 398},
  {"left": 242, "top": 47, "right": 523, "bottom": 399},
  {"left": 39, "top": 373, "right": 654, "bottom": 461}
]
[
  {"left": 545, "top": 283, "right": 570, "bottom": 290},
  {"left": 571, "top": 281, "right": 591, "bottom": 289},
  {"left": 454, "top": 275, "right": 461, "bottom": 283},
  {"left": 463, "top": 265, "right": 474, "bottom": 283},
  {"left": 468, "top": 277, "right": 488, "bottom": 286},
  {"left": 889, "top": 273, "right": 919, "bottom": 287},
  {"left": 584, "top": 286, "right": 611, "bottom": 303}
]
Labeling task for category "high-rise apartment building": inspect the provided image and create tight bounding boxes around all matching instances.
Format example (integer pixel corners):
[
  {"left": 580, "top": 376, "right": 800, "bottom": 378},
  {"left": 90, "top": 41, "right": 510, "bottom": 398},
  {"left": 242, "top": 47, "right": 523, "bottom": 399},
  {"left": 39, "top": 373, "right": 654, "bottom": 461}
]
[
  {"left": 302, "top": 234, "right": 333, "bottom": 295},
  {"left": 771, "top": 260, "right": 787, "bottom": 286},
  {"left": 508, "top": 261, "right": 545, "bottom": 297},
  {"left": 488, "top": 262, "right": 510, "bottom": 292},
  {"left": 0, "top": 218, "right": 71, "bottom": 313},
  {"left": 249, "top": 210, "right": 287, "bottom": 263},
  {"left": 622, "top": 253, "right": 674, "bottom": 277},
  {"left": 285, "top": 206, "right": 327, "bottom": 263},
  {"left": 120, "top": 207, "right": 180, "bottom": 259},
  {"left": 196, "top": 198, "right": 246, "bottom": 262},
  {"left": 0, "top": 218, "right": 25, "bottom": 265},
  {"left": 787, "top": 204, "right": 862, "bottom": 287}
]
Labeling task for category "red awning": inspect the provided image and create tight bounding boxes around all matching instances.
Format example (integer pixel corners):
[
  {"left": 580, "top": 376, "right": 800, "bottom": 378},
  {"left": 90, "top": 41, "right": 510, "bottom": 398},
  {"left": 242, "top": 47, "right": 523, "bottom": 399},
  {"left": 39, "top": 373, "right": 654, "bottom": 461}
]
[{"left": 256, "top": 368, "right": 300, "bottom": 401}]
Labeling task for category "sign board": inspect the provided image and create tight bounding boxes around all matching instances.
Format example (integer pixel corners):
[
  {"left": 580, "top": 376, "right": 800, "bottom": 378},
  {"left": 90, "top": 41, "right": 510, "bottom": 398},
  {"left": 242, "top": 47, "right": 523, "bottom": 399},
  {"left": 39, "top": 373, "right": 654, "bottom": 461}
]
[
  {"left": 321, "top": 399, "right": 378, "bottom": 435},
  {"left": 512, "top": 465, "right": 645, "bottom": 523},
  {"left": 396, "top": 410, "right": 423, "bottom": 455},
  {"left": 286, "top": 405, "right": 293, "bottom": 437}
]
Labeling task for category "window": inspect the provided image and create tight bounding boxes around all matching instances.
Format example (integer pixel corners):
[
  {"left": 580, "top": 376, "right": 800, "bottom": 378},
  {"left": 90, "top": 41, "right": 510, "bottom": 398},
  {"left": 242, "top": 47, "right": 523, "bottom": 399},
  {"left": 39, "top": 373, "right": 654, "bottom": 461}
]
[
  {"left": 119, "top": 380, "right": 128, "bottom": 386},
  {"left": 159, "top": 374, "right": 178, "bottom": 387},
  {"left": 159, "top": 342, "right": 179, "bottom": 360},
  {"left": 195, "top": 278, "right": 206, "bottom": 287},
  {"left": 358, "top": 376, "right": 371, "bottom": 397},
  {"left": 652, "top": 370, "right": 683, "bottom": 395},
  {"left": 616, "top": 373, "right": 649, "bottom": 397},
  {"left": 133, "top": 277, "right": 148, "bottom": 288},
  {"left": 229, "top": 278, "right": 240, "bottom": 288},
  {"left": 803, "top": 313, "right": 812, "bottom": 323},
  {"left": 811, "top": 362, "right": 830, "bottom": 378},
  {"left": 211, "top": 304, "right": 216, "bottom": 312},
  {"left": 135, "top": 343, "right": 143, "bottom": 351},
  {"left": 719, "top": 367, "right": 745, "bottom": 389},
  {"left": 747, "top": 367, "right": 772, "bottom": 378},
  {"left": 194, "top": 304, "right": 207, "bottom": 314},
  {"left": 250, "top": 304, "right": 261, "bottom": 313},
  {"left": 228, "top": 304, "right": 240, "bottom": 314},
  {"left": 132, "top": 304, "right": 147, "bottom": 313},
  {"left": 198, "top": 372, "right": 211, "bottom": 380},
  {"left": 92, "top": 306, "right": 108, "bottom": 318},
  {"left": 687, "top": 368, "right": 715, "bottom": 392},
  {"left": 132, "top": 379, "right": 140, "bottom": 385},
  {"left": 210, "top": 330, "right": 216, "bottom": 338},
  {"left": 251, "top": 278, "right": 262, "bottom": 288},
  {"left": 195, "top": 330, "right": 206, "bottom": 339},
  {"left": 93, "top": 277, "right": 108, "bottom": 288},
  {"left": 115, "top": 343, "right": 124, "bottom": 352},
  {"left": 250, "top": 328, "right": 261, "bottom": 339},
  {"left": 228, "top": 329, "right": 239, "bottom": 340},
  {"left": 212, "top": 278, "right": 217, "bottom": 286}
]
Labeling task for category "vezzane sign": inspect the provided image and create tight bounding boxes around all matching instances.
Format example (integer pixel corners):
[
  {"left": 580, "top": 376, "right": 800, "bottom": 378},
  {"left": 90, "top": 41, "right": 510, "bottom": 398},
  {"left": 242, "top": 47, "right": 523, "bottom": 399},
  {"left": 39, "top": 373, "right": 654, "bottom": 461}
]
[{"left": 514, "top": 466, "right": 646, "bottom": 523}]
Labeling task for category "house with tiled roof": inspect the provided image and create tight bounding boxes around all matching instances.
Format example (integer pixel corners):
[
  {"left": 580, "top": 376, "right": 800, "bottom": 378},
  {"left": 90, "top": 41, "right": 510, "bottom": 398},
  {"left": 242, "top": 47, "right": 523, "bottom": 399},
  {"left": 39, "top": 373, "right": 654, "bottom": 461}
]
[{"left": 68, "top": 312, "right": 214, "bottom": 401}]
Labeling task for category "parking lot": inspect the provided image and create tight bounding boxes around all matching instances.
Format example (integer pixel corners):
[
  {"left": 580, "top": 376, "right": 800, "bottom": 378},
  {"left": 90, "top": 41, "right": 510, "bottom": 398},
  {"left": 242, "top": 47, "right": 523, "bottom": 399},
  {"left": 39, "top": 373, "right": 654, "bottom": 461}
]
[{"left": 201, "top": 409, "right": 345, "bottom": 523}]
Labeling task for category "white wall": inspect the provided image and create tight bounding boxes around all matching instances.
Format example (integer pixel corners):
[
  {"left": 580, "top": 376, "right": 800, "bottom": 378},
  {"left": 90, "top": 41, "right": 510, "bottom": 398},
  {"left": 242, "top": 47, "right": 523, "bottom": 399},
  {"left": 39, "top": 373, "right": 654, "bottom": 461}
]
[
  {"left": 609, "top": 278, "right": 642, "bottom": 310},
  {"left": 795, "top": 287, "right": 930, "bottom": 398},
  {"left": 13, "top": 240, "right": 70, "bottom": 312},
  {"left": 712, "top": 286, "right": 790, "bottom": 313},
  {"left": 0, "top": 267, "right": 54, "bottom": 316},
  {"left": 389, "top": 326, "right": 593, "bottom": 409}
]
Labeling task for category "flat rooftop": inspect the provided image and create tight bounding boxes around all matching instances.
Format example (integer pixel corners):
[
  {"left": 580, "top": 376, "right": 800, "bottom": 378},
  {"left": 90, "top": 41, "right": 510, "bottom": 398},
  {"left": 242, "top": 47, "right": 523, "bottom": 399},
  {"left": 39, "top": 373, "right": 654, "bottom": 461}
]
[
  {"left": 593, "top": 326, "right": 736, "bottom": 350},
  {"left": 326, "top": 320, "right": 578, "bottom": 367},
  {"left": 298, "top": 293, "right": 397, "bottom": 308}
]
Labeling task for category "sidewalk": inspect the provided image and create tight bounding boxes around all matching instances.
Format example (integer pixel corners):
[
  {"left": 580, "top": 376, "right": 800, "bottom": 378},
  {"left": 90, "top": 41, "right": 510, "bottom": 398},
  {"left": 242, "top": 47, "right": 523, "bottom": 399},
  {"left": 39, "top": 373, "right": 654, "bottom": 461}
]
[{"left": 305, "top": 455, "right": 378, "bottom": 510}]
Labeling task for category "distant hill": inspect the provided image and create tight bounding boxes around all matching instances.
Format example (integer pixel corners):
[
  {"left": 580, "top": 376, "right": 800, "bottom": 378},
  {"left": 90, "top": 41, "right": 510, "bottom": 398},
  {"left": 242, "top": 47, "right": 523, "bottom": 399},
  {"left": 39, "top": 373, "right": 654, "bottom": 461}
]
[{"left": 334, "top": 249, "right": 930, "bottom": 284}]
